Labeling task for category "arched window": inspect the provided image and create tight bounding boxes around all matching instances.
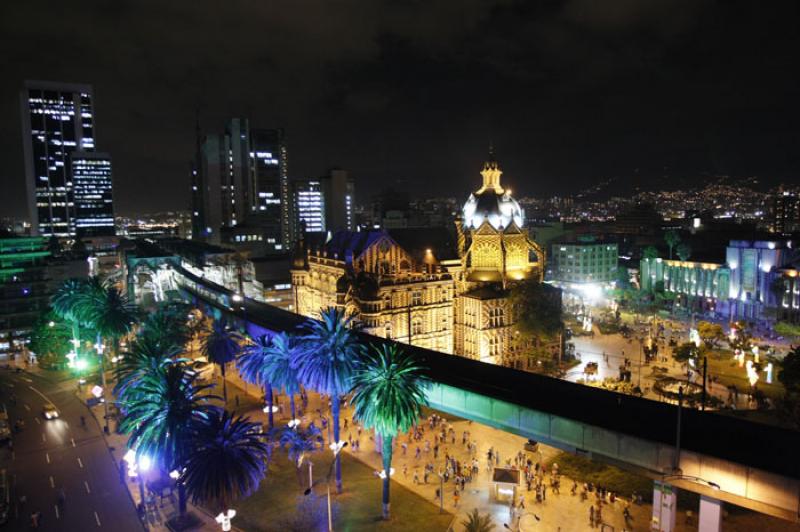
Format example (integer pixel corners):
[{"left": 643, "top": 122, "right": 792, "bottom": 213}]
[{"left": 412, "top": 318, "right": 423, "bottom": 336}]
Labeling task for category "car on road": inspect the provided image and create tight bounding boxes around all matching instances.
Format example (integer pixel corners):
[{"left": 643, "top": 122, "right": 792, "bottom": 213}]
[{"left": 42, "top": 403, "right": 59, "bottom": 420}]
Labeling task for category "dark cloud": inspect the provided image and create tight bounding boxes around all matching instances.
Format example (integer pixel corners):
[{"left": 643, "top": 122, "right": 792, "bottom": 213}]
[{"left": 1, "top": 0, "right": 798, "bottom": 218}]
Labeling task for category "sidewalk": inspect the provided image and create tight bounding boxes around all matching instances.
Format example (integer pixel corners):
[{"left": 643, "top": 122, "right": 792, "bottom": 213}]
[
  {"left": 81, "top": 373, "right": 247, "bottom": 532},
  {"left": 219, "top": 371, "right": 665, "bottom": 532}
]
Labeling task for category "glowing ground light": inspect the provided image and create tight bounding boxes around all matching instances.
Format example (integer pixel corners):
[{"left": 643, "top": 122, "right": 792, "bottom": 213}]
[{"left": 75, "top": 358, "right": 89, "bottom": 371}]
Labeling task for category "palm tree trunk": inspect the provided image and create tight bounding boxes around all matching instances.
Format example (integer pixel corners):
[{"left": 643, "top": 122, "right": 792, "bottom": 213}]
[
  {"left": 178, "top": 482, "right": 187, "bottom": 516},
  {"left": 97, "top": 332, "right": 110, "bottom": 434},
  {"left": 381, "top": 434, "right": 393, "bottom": 520},
  {"left": 331, "top": 393, "right": 342, "bottom": 494},
  {"left": 266, "top": 382, "right": 274, "bottom": 428},
  {"left": 290, "top": 394, "right": 296, "bottom": 419},
  {"left": 221, "top": 363, "right": 228, "bottom": 404}
]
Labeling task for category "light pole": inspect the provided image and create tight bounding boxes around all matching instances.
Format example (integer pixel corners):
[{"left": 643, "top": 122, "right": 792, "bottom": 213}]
[
  {"left": 95, "top": 338, "right": 110, "bottom": 434},
  {"left": 304, "top": 440, "right": 348, "bottom": 532},
  {"left": 437, "top": 471, "right": 444, "bottom": 514}
]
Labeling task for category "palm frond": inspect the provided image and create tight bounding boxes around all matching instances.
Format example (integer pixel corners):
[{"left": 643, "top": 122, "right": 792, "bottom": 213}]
[
  {"left": 350, "top": 343, "right": 428, "bottom": 438},
  {"left": 182, "top": 410, "right": 270, "bottom": 510}
]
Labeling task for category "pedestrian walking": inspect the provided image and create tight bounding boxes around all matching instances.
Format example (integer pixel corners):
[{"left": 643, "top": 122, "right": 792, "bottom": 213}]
[
  {"left": 589, "top": 505, "right": 595, "bottom": 527},
  {"left": 453, "top": 489, "right": 460, "bottom": 507}
]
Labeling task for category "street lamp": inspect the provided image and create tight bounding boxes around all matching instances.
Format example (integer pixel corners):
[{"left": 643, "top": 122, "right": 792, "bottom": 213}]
[
  {"left": 376, "top": 467, "right": 395, "bottom": 479},
  {"left": 123, "top": 449, "right": 151, "bottom": 505},
  {"left": 215, "top": 509, "right": 237, "bottom": 531}
]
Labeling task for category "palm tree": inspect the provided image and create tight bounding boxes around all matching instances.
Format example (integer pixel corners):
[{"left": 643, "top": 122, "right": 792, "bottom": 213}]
[
  {"left": 79, "top": 277, "right": 138, "bottom": 433},
  {"left": 274, "top": 422, "right": 323, "bottom": 471},
  {"left": 114, "top": 336, "right": 182, "bottom": 402},
  {"left": 202, "top": 318, "right": 243, "bottom": 404},
  {"left": 350, "top": 344, "right": 428, "bottom": 519},
  {"left": 461, "top": 508, "right": 495, "bottom": 532},
  {"left": 237, "top": 334, "right": 277, "bottom": 428},
  {"left": 664, "top": 230, "right": 681, "bottom": 260},
  {"left": 119, "top": 361, "right": 220, "bottom": 517},
  {"left": 295, "top": 307, "right": 364, "bottom": 494},
  {"left": 181, "top": 409, "right": 270, "bottom": 514},
  {"left": 51, "top": 278, "right": 92, "bottom": 349},
  {"left": 262, "top": 332, "right": 303, "bottom": 418},
  {"left": 138, "top": 301, "right": 191, "bottom": 352}
]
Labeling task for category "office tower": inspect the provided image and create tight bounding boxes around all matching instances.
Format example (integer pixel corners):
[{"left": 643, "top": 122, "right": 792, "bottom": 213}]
[
  {"left": 70, "top": 152, "right": 115, "bottom": 237},
  {"left": 292, "top": 179, "right": 326, "bottom": 234},
  {"left": 192, "top": 119, "right": 289, "bottom": 251},
  {"left": 291, "top": 169, "right": 355, "bottom": 238},
  {"left": 328, "top": 169, "right": 355, "bottom": 232},
  {"left": 770, "top": 190, "right": 800, "bottom": 235},
  {"left": 20, "top": 81, "right": 95, "bottom": 237}
]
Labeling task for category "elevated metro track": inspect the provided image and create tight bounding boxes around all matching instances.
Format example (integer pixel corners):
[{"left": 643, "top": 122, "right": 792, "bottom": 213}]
[{"left": 173, "top": 264, "right": 800, "bottom": 521}]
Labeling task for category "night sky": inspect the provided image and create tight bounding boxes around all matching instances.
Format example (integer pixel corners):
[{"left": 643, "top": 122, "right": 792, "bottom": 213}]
[{"left": 1, "top": 0, "right": 799, "bottom": 218}]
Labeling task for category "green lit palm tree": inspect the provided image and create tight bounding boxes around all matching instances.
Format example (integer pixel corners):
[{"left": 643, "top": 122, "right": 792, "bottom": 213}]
[
  {"left": 181, "top": 409, "right": 270, "bottom": 514},
  {"left": 119, "top": 361, "right": 219, "bottom": 517},
  {"left": 80, "top": 277, "right": 138, "bottom": 432},
  {"left": 51, "top": 278, "right": 92, "bottom": 350},
  {"left": 295, "top": 307, "right": 364, "bottom": 494},
  {"left": 237, "top": 334, "right": 277, "bottom": 428},
  {"left": 114, "top": 336, "right": 182, "bottom": 403},
  {"left": 350, "top": 344, "right": 428, "bottom": 519},
  {"left": 262, "top": 332, "right": 303, "bottom": 418},
  {"left": 202, "top": 318, "right": 243, "bottom": 404},
  {"left": 137, "top": 301, "right": 191, "bottom": 352},
  {"left": 461, "top": 508, "right": 496, "bottom": 532}
]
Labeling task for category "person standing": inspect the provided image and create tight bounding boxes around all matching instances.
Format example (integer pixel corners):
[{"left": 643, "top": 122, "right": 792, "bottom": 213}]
[{"left": 589, "top": 505, "right": 595, "bottom": 528}]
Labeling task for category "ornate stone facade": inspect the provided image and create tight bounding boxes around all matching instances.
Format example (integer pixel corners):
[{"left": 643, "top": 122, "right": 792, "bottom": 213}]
[{"left": 291, "top": 151, "right": 543, "bottom": 364}]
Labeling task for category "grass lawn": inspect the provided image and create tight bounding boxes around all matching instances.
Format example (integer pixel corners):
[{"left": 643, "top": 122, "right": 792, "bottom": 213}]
[{"left": 236, "top": 449, "right": 454, "bottom": 532}]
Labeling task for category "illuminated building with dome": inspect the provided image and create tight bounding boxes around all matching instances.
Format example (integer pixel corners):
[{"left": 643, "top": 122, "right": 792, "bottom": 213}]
[{"left": 291, "top": 149, "right": 544, "bottom": 366}]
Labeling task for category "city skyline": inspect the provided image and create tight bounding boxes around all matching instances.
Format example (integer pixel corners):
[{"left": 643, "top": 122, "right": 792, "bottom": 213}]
[{"left": 2, "top": 1, "right": 800, "bottom": 220}]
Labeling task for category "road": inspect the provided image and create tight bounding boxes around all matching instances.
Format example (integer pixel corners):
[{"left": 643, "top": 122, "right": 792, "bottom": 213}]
[{"left": 0, "top": 368, "right": 142, "bottom": 531}]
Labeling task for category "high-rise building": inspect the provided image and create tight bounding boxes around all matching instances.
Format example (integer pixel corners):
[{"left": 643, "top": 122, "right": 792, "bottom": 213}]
[
  {"left": 20, "top": 81, "right": 96, "bottom": 237},
  {"left": 292, "top": 179, "right": 326, "bottom": 233},
  {"left": 770, "top": 190, "right": 800, "bottom": 235},
  {"left": 291, "top": 169, "right": 355, "bottom": 238},
  {"left": 70, "top": 152, "right": 115, "bottom": 237},
  {"left": 191, "top": 119, "right": 289, "bottom": 252}
]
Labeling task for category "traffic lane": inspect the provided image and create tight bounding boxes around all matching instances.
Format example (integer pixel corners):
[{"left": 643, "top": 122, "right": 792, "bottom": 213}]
[{"left": 0, "top": 371, "right": 142, "bottom": 531}]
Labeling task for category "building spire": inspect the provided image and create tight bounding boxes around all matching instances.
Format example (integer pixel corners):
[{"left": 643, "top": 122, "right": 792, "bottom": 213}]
[{"left": 477, "top": 143, "right": 503, "bottom": 194}]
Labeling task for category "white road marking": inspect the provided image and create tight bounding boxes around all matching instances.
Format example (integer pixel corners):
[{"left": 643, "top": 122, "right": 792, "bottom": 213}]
[
  {"left": 84, "top": 480, "right": 91, "bottom": 494},
  {"left": 42, "top": 433, "right": 46, "bottom": 443},
  {"left": 34, "top": 417, "right": 40, "bottom": 425},
  {"left": 45, "top": 452, "right": 50, "bottom": 464},
  {"left": 78, "top": 457, "right": 84, "bottom": 468},
  {"left": 94, "top": 511, "right": 101, "bottom": 526},
  {"left": 71, "top": 438, "right": 76, "bottom": 447},
  {"left": 54, "top": 504, "right": 60, "bottom": 519},
  {"left": 28, "top": 385, "right": 52, "bottom": 402},
  {"left": 21, "top": 377, "right": 32, "bottom": 383},
  {"left": 4, "top": 383, "right": 13, "bottom": 388},
  {"left": 23, "top": 404, "right": 30, "bottom": 411},
  {"left": 49, "top": 475, "right": 55, "bottom": 488}
]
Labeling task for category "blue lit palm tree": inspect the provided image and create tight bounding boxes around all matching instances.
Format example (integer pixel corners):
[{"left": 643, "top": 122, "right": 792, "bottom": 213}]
[
  {"left": 274, "top": 421, "right": 323, "bottom": 471},
  {"left": 263, "top": 332, "right": 303, "bottom": 418},
  {"left": 294, "top": 307, "right": 364, "bottom": 494},
  {"left": 350, "top": 344, "right": 428, "bottom": 519},
  {"left": 237, "top": 334, "right": 276, "bottom": 428},
  {"left": 202, "top": 318, "right": 243, "bottom": 404},
  {"left": 182, "top": 409, "right": 271, "bottom": 514},
  {"left": 119, "top": 361, "right": 219, "bottom": 517}
]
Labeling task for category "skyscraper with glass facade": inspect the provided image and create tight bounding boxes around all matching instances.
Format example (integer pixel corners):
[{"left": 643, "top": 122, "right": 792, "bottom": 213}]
[
  {"left": 191, "top": 119, "right": 290, "bottom": 252},
  {"left": 70, "top": 152, "right": 115, "bottom": 236},
  {"left": 20, "top": 81, "right": 96, "bottom": 237}
]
